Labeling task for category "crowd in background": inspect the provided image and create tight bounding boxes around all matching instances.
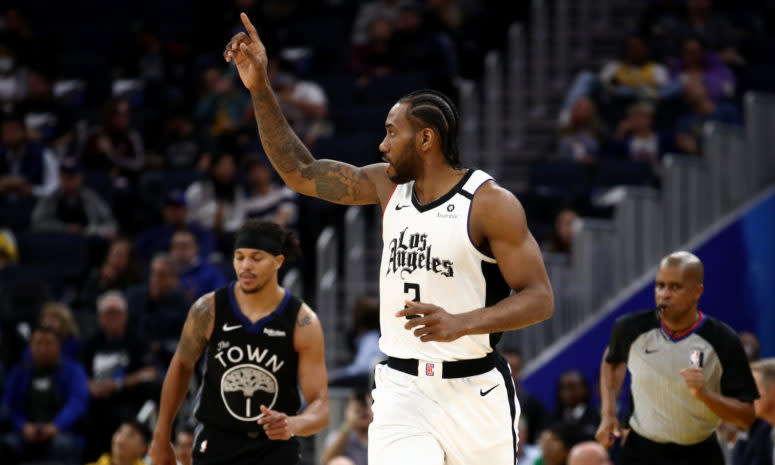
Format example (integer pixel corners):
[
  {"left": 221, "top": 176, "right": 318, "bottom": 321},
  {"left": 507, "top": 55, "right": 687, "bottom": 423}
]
[{"left": 0, "top": 1, "right": 773, "bottom": 464}]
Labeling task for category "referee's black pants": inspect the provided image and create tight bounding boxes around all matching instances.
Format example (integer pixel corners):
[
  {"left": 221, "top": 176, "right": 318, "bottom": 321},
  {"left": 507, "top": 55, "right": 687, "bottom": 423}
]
[{"left": 620, "top": 430, "right": 724, "bottom": 465}]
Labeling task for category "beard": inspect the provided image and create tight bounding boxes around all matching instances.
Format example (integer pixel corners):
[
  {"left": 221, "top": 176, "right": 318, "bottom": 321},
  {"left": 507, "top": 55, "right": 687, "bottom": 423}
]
[
  {"left": 387, "top": 144, "right": 420, "bottom": 184},
  {"left": 239, "top": 282, "right": 262, "bottom": 294}
]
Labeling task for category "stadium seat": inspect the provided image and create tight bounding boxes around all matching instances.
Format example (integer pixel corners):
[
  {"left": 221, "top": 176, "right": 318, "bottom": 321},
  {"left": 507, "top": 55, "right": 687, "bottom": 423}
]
[
  {"left": 315, "top": 133, "right": 382, "bottom": 166},
  {"left": 16, "top": 232, "right": 89, "bottom": 281},
  {"left": 594, "top": 159, "right": 656, "bottom": 188},
  {"left": 361, "top": 73, "right": 430, "bottom": 106},
  {"left": 529, "top": 160, "right": 592, "bottom": 197}
]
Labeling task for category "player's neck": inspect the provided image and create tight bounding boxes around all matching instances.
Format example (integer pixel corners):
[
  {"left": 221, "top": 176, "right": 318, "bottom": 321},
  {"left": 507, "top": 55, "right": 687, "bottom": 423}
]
[
  {"left": 413, "top": 164, "right": 466, "bottom": 205},
  {"left": 234, "top": 281, "right": 286, "bottom": 319},
  {"left": 662, "top": 308, "right": 701, "bottom": 336}
]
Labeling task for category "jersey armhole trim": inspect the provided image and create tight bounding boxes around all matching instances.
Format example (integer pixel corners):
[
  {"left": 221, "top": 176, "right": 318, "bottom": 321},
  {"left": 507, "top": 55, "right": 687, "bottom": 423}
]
[{"left": 466, "top": 178, "right": 496, "bottom": 263}]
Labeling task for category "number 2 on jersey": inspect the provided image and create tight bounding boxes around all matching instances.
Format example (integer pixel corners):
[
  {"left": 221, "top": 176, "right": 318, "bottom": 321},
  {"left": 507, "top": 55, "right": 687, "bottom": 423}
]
[{"left": 404, "top": 282, "right": 420, "bottom": 319}]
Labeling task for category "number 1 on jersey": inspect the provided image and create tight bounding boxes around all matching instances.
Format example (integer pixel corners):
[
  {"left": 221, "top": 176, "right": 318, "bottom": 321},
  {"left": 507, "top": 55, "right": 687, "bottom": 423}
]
[{"left": 404, "top": 282, "right": 420, "bottom": 320}]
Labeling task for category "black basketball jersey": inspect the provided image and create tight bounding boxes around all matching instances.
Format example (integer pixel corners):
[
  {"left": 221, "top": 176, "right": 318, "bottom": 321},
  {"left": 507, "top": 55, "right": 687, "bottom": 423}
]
[{"left": 194, "top": 283, "right": 302, "bottom": 433}]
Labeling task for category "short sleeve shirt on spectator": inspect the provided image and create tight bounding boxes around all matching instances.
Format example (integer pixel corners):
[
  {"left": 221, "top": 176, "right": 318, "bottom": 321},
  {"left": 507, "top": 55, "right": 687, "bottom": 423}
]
[{"left": 606, "top": 309, "right": 758, "bottom": 445}]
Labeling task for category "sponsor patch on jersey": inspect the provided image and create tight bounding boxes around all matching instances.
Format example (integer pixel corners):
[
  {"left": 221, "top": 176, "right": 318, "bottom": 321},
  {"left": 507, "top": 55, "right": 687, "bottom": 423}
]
[{"left": 263, "top": 328, "right": 286, "bottom": 337}]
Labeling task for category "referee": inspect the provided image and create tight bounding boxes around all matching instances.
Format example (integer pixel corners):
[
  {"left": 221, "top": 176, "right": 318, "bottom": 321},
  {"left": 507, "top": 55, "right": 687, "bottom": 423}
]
[{"left": 596, "top": 251, "right": 758, "bottom": 465}]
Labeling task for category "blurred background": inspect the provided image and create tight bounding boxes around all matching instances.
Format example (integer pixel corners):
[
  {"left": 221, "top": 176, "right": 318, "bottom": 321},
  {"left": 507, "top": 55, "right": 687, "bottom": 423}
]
[{"left": 0, "top": 0, "right": 773, "bottom": 464}]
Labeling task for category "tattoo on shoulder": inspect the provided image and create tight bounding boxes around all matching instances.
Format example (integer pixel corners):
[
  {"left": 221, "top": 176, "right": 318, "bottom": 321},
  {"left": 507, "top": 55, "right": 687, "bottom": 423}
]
[
  {"left": 191, "top": 296, "right": 214, "bottom": 338},
  {"left": 300, "top": 161, "right": 367, "bottom": 201},
  {"left": 297, "top": 315, "right": 312, "bottom": 327},
  {"left": 178, "top": 295, "right": 213, "bottom": 360}
]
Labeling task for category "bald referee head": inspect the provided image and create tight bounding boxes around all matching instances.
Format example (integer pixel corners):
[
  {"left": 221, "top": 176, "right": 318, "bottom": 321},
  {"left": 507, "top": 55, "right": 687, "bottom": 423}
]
[{"left": 655, "top": 251, "right": 704, "bottom": 328}]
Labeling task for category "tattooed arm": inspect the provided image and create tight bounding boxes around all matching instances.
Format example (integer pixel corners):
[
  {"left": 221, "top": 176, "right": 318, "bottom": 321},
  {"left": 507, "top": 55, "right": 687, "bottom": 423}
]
[
  {"left": 224, "top": 13, "right": 393, "bottom": 206},
  {"left": 150, "top": 294, "right": 214, "bottom": 465}
]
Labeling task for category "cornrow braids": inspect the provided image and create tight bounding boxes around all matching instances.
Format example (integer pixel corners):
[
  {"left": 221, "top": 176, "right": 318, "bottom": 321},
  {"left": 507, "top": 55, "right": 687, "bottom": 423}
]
[{"left": 399, "top": 89, "right": 462, "bottom": 169}]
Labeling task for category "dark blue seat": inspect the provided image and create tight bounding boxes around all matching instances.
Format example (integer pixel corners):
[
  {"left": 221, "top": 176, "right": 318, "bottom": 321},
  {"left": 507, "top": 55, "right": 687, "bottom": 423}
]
[
  {"left": 594, "top": 159, "right": 655, "bottom": 187},
  {"left": 331, "top": 105, "right": 389, "bottom": 133},
  {"left": 316, "top": 75, "right": 360, "bottom": 107},
  {"left": 16, "top": 232, "right": 89, "bottom": 280},
  {"left": 315, "top": 133, "right": 382, "bottom": 166},
  {"left": 361, "top": 73, "right": 429, "bottom": 106},
  {"left": 529, "top": 161, "right": 591, "bottom": 196},
  {"left": 163, "top": 170, "right": 203, "bottom": 192}
]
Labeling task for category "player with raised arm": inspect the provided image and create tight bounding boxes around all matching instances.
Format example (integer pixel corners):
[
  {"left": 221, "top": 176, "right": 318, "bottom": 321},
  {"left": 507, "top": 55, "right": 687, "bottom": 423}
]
[{"left": 224, "top": 13, "right": 554, "bottom": 465}]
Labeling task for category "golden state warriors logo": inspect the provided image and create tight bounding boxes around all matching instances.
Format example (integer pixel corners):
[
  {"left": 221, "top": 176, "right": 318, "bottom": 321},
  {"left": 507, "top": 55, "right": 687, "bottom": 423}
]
[{"left": 220, "top": 364, "right": 278, "bottom": 421}]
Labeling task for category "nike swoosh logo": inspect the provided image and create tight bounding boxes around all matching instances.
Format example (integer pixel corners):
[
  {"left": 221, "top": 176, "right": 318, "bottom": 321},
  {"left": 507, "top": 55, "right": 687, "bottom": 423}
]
[
  {"left": 222, "top": 323, "right": 242, "bottom": 332},
  {"left": 480, "top": 385, "right": 499, "bottom": 396},
  {"left": 645, "top": 349, "right": 658, "bottom": 354},
  {"left": 395, "top": 204, "right": 410, "bottom": 210}
]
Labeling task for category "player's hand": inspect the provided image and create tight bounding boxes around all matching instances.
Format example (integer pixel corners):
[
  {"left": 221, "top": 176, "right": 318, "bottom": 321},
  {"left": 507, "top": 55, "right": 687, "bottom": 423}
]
[
  {"left": 223, "top": 13, "right": 268, "bottom": 93},
  {"left": 595, "top": 415, "right": 622, "bottom": 449},
  {"left": 149, "top": 436, "right": 177, "bottom": 465},
  {"left": 39, "top": 423, "right": 59, "bottom": 440},
  {"left": 396, "top": 301, "right": 465, "bottom": 343},
  {"left": 22, "top": 423, "right": 40, "bottom": 443},
  {"left": 680, "top": 367, "right": 706, "bottom": 398},
  {"left": 258, "top": 405, "right": 296, "bottom": 440}
]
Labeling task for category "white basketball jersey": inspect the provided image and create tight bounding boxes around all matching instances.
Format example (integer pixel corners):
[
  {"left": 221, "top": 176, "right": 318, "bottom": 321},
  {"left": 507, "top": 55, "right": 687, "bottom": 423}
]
[{"left": 379, "top": 169, "right": 511, "bottom": 361}]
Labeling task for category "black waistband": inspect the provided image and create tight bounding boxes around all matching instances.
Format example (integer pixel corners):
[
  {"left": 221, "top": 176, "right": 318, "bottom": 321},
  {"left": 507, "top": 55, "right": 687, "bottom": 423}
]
[
  {"left": 386, "top": 353, "right": 496, "bottom": 379},
  {"left": 628, "top": 429, "right": 718, "bottom": 451}
]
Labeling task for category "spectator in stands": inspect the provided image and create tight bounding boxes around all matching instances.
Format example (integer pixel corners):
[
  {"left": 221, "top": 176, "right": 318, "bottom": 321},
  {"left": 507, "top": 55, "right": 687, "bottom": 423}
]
[
  {"left": 667, "top": 37, "right": 736, "bottom": 104},
  {"left": 31, "top": 157, "right": 117, "bottom": 238},
  {"left": 675, "top": 76, "right": 742, "bottom": 155},
  {"left": 392, "top": 0, "right": 460, "bottom": 94},
  {"left": 329, "top": 296, "right": 383, "bottom": 387},
  {"left": 81, "top": 291, "right": 158, "bottom": 462},
  {"left": 600, "top": 36, "right": 670, "bottom": 101},
  {"left": 538, "top": 422, "right": 589, "bottom": 465},
  {"left": 503, "top": 348, "right": 549, "bottom": 445},
  {"left": 0, "top": 228, "right": 18, "bottom": 270},
  {"left": 351, "top": 16, "right": 399, "bottom": 81},
  {"left": 86, "top": 420, "right": 151, "bottom": 465},
  {"left": 552, "top": 371, "right": 600, "bottom": 440},
  {"left": 18, "top": 68, "right": 75, "bottom": 155},
  {"left": 241, "top": 158, "right": 297, "bottom": 227},
  {"left": 352, "top": 0, "right": 400, "bottom": 46},
  {"left": 679, "top": 0, "right": 743, "bottom": 65},
  {"left": 557, "top": 98, "right": 605, "bottom": 164},
  {"left": 78, "top": 237, "right": 141, "bottom": 310},
  {"left": 320, "top": 390, "right": 372, "bottom": 465},
  {"left": 125, "top": 254, "right": 189, "bottom": 362},
  {"left": 544, "top": 208, "right": 578, "bottom": 256},
  {"left": 731, "top": 359, "right": 775, "bottom": 465},
  {"left": 0, "top": 112, "right": 59, "bottom": 200},
  {"left": 608, "top": 102, "right": 676, "bottom": 164},
  {"left": 81, "top": 98, "right": 145, "bottom": 176},
  {"left": 0, "top": 36, "right": 27, "bottom": 103},
  {"left": 740, "top": 331, "right": 761, "bottom": 362},
  {"left": 174, "top": 425, "right": 194, "bottom": 465},
  {"left": 134, "top": 189, "right": 216, "bottom": 263},
  {"left": 153, "top": 112, "right": 203, "bottom": 170},
  {"left": 170, "top": 229, "right": 226, "bottom": 301},
  {"left": 267, "top": 58, "right": 330, "bottom": 146},
  {"left": 518, "top": 417, "right": 542, "bottom": 463},
  {"left": 21, "top": 302, "right": 82, "bottom": 361},
  {"left": 194, "top": 66, "right": 250, "bottom": 137},
  {"left": 185, "top": 151, "right": 246, "bottom": 242},
  {"left": 567, "top": 441, "right": 611, "bottom": 465},
  {"left": 0, "top": 326, "right": 89, "bottom": 465}
]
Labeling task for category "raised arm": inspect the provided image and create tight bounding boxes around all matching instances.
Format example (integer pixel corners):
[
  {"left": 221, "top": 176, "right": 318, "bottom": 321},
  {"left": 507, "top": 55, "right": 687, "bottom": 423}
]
[
  {"left": 150, "top": 294, "right": 214, "bottom": 465},
  {"left": 258, "top": 305, "right": 330, "bottom": 439},
  {"left": 224, "top": 13, "right": 392, "bottom": 206}
]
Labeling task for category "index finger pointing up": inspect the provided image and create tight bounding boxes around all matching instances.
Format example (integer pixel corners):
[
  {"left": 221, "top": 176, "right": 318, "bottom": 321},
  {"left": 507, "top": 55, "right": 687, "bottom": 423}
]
[{"left": 240, "top": 12, "right": 260, "bottom": 42}]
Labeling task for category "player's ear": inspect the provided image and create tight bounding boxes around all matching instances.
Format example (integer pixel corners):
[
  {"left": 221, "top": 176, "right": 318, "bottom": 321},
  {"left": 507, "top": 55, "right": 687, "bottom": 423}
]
[
  {"left": 694, "top": 283, "right": 704, "bottom": 301},
  {"left": 418, "top": 128, "right": 434, "bottom": 152},
  {"left": 275, "top": 254, "right": 285, "bottom": 270}
]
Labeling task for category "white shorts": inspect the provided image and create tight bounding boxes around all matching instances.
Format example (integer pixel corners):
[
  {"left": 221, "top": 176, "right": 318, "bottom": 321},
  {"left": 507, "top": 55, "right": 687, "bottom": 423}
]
[{"left": 368, "top": 355, "right": 520, "bottom": 465}]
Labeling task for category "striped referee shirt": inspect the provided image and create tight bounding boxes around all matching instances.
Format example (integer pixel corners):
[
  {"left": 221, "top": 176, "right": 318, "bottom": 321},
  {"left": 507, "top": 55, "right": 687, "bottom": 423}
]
[{"left": 606, "top": 310, "right": 758, "bottom": 445}]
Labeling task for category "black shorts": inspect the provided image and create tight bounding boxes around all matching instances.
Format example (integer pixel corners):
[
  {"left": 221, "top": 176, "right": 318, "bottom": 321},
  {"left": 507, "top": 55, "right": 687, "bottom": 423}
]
[
  {"left": 620, "top": 430, "right": 724, "bottom": 465},
  {"left": 192, "top": 425, "right": 300, "bottom": 465}
]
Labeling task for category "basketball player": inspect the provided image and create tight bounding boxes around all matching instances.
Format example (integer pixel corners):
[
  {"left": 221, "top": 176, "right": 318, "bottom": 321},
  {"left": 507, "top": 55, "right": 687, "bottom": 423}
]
[
  {"left": 596, "top": 251, "right": 757, "bottom": 465},
  {"left": 224, "top": 13, "right": 554, "bottom": 465},
  {"left": 149, "top": 220, "right": 329, "bottom": 465}
]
